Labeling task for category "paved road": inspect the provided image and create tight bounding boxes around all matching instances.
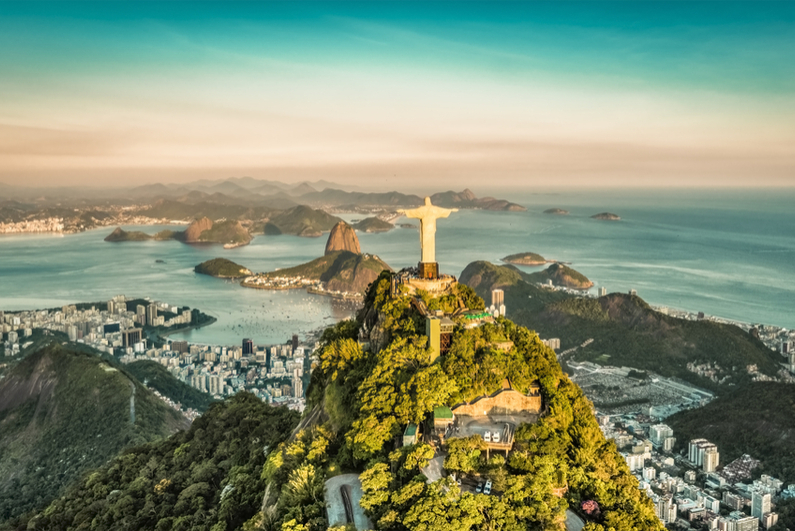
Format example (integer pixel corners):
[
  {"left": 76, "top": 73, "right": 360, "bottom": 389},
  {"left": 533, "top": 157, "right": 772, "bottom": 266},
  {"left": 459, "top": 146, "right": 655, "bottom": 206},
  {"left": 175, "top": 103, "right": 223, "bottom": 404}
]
[
  {"left": 325, "top": 474, "right": 373, "bottom": 530},
  {"left": 565, "top": 510, "right": 585, "bottom": 531}
]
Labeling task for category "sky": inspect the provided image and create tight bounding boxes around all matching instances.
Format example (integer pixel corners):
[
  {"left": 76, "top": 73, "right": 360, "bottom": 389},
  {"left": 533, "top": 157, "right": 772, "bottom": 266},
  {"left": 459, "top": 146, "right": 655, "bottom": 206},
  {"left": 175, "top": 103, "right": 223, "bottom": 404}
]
[{"left": 1, "top": 1, "right": 794, "bottom": 189}]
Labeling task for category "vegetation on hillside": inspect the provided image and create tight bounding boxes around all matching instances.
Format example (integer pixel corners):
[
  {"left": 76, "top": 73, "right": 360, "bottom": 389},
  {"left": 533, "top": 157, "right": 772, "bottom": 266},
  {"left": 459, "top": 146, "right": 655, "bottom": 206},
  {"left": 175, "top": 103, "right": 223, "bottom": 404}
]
[
  {"left": 524, "top": 263, "right": 593, "bottom": 289},
  {"left": 266, "top": 206, "right": 343, "bottom": 237},
  {"left": 5, "top": 393, "right": 299, "bottom": 531},
  {"left": 0, "top": 343, "right": 187, "bottom": 525},
  {"left": 667, "top": 382, "right": 795, "bottom": 482},
  {"left": 104, "top": 227, "right": 154, "bottom": 242},
  {"left": 126, "top": 361, "right": 217, "bottom": 412},
  {"left": 460, "top": 261, "right": 781, "bottom": 391},
  {"left": 257, "top": 251, "right": 391, "bottom": 294},
  {"left": 196, "top": 219, "right": 252, "bottom": 245},
  {"left": 352, "top": 217, "right": 393, "bottom": 232},
  {"left": 194, "top": 257, "right": 252, "bottom": 278},
  {"left": 501, "top": 252, "right": 547, "bottom": 265},
  {"left": 258, "top": 271, "right": 662, "bottom": 531}
]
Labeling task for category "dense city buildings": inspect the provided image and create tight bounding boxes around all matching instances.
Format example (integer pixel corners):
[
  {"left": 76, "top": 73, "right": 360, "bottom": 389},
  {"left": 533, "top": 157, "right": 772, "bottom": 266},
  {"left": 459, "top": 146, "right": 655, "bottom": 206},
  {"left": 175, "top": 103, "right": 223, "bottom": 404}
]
[{"left": 0, "top": 295, "right": 310, "bottom": 415}]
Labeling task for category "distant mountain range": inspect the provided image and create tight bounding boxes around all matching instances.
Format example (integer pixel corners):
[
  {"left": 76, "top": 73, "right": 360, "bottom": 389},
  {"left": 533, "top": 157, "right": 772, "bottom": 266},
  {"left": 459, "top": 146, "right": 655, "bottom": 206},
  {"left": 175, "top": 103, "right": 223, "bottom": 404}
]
[{"left": 0, "top": 175, "right": 525, "bottom": 215}]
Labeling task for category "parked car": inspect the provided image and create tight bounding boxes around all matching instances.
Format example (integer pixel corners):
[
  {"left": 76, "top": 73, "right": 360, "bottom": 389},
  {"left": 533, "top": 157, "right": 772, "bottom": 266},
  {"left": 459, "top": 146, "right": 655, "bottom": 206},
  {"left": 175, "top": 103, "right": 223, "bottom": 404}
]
[
  {"left": 484, "top": 480, "right": 492, "bottom": 495},
  {"left": 484, "top": 431, "right": 491, "bottom": 442},
  {"left": 475, "top": 481, "right": 484, "bottom": 493},
  {"left": 492, "top": 431, "right": 500, "bottom": 443}
]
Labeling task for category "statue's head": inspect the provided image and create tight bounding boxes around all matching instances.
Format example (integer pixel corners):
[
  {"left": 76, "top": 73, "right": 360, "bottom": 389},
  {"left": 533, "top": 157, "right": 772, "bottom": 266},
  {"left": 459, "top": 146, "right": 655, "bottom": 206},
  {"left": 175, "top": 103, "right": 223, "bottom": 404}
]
[{"left": 424, "top": 196, "right": 432, "bottom": 206}]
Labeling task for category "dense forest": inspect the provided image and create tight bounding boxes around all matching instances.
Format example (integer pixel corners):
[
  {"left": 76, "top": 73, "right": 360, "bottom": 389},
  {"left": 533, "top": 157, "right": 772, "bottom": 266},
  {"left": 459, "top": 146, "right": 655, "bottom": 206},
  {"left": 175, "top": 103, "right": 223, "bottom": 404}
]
[
  {"left": 667, "top": 382, "right": 795, "bottom": 483},
  {"left": 0, "top": 344, "right": 187, "bottom": 525},
  {"left": 126, "top": 360, "right": 217, "bottom": 412},
  {"left": 3, "top": 393, "right": 299, "bottom": 531}
]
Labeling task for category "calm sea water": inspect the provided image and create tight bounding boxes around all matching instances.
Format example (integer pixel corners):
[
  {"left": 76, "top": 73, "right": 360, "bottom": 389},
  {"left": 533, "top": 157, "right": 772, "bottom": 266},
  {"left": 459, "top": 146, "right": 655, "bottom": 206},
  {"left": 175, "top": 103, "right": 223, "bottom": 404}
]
[{"left": 1, "top": 188, "right": 793, "bottom": 345}]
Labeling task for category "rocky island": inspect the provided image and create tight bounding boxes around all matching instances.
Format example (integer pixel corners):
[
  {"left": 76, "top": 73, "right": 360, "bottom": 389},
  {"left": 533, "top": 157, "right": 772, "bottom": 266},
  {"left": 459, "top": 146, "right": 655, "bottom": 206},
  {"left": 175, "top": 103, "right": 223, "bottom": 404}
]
[
  {"left": 543, "top": 208, "right": 570, "bottom": 215},
  {"left": 592, "top": 212, "right": 620, "bottom": 221},
  {"left": 502, "top": 251, "right": 548, "bottom": 266},
  {"left": 194, "top": 258, "right": 252, "bottom": 279}
]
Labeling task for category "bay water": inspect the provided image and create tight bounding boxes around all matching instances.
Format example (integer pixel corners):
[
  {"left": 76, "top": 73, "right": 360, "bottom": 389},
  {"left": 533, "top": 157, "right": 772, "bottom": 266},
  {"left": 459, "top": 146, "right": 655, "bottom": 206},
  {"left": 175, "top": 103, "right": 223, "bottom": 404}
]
[{"left": 1, "top": 187, "right": 792, "bottom": 345}]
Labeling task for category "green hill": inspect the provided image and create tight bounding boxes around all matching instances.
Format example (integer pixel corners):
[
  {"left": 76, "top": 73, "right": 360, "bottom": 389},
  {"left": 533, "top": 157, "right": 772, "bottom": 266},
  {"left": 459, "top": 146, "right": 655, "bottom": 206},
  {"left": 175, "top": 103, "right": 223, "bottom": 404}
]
[
  {"left": 125, "top": 361, "right": 216, "bottom": 412},
  {"left": 667, "top": 382, "right": 795, "bottom": 482},
  {"left": 524, "top": 262, "right": 594, "bottom": 289},
  {"left": 258, "top": 250, "right": 392, "bottom": 293},
  {"left": 0, "top": 343, "right": 188, "bottom": 524},
  {"left": 196, "top": 219, "right": 251, "bottom": 245},
  {"left": 267, "top": 205, "right": 343, "bottom": 237},
  {"left": 104, "top": 227, "right": 153, "bottom": 242},
  {"left": 352, "top": 217, "right": 393, "bottom": 232},
  {"left": 502, "top": 251, "right": 547, "bottom": 265},
  {"left": 460, "top": 261, "right": 780, "bottom": 390},
  {"left": 253, "top": 271, "right": 661, "bottom": 531},
  {"left": 194, "top": 257, "right": 252, "bottom": 278},
  {"left": 8, "top": 393, "right": 299, "bottom": 531}
]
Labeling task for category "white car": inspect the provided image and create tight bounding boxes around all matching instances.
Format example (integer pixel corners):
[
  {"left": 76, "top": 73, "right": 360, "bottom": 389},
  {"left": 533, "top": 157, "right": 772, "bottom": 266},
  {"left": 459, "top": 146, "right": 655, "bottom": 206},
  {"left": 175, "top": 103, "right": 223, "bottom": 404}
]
[
  {"left": 484, "top": 431, "right": 491, "bottom": 442},
  {"left": 492, "top": 431, "right": 500, "bottom": 443},
  {"left": 484, "top": 480, "right": 492, "bottom": 495}
]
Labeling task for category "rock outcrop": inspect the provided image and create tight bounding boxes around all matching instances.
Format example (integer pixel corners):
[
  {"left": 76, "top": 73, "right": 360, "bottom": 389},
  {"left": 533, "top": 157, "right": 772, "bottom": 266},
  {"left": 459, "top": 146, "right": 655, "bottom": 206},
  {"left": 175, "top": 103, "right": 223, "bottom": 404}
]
[
  {"left": 183, "top": 217, "right": 214, "bottom": 242},
  {"left": 324, "top": 221, "right": 361, "bottom": 255}
]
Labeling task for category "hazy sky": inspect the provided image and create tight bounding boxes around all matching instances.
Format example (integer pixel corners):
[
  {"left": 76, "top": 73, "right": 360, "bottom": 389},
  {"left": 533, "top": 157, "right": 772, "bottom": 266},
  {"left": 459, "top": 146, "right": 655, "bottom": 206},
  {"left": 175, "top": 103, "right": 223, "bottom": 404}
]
[{"left": 1, "top": 1, "right": 794, "bottom": 188}]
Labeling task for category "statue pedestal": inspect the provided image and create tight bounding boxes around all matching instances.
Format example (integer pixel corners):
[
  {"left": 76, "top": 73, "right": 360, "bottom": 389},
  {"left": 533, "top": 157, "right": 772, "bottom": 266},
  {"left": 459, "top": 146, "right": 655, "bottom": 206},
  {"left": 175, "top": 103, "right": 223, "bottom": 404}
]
[{"left": 418, "top": 262, "right": 439, "bottom": 280}]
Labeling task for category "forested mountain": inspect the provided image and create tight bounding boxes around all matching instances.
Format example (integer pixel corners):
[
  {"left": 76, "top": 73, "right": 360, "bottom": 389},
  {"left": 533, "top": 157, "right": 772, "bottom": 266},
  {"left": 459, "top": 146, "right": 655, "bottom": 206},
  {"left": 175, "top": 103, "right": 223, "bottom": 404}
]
[
  {"left": 0, "top": 343, "right": 188, "bottom": 524},
  {"left": 460, "top": 261, "right": 781, "bottom": 390},
  {"left": 5, "top": 393, "right": 299, "bottom": 531},
  {"left": 251, "top": 271, "right": 661, "bottom": 531}
]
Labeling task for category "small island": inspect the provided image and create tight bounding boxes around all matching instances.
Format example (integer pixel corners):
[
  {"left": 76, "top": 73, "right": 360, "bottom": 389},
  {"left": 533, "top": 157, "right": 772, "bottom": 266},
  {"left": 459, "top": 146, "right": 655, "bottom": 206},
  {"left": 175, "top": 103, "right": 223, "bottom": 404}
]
[
  {"left": 352, "top": 217, "right": 393, "bottom": 233},
  {"left": 194, "top": 258, "right": 252, "bottom": 279},
  {"left": 591, "top": 212, "right": 620, "bottom": 221},
  {"left": 502, "top": 252, "right": 548, "bottom": 266},
  {"left": 543, "top": 208, "right": 569, "bottom": 215}
]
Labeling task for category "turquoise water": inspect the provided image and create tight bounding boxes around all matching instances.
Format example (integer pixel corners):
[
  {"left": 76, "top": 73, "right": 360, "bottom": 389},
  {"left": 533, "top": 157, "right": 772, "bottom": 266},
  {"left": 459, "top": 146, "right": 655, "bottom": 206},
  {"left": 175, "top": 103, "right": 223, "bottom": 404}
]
[{"left": 1, "top": 188, "right": 793, "bottom": 345}]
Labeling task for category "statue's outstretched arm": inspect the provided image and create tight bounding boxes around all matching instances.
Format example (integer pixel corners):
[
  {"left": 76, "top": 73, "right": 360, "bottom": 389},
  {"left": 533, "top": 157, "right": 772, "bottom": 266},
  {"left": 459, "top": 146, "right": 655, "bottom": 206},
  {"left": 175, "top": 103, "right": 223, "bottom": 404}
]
[{"left": 398, "top": 207, "right": 421, "bottom": 218}]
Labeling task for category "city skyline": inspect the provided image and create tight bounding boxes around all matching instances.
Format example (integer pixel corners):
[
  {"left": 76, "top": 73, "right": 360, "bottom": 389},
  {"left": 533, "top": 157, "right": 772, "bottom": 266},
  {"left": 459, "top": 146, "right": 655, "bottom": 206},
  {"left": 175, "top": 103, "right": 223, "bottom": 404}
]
[{"left": 2, "top": 1, "right": 794, "bottom": 188}]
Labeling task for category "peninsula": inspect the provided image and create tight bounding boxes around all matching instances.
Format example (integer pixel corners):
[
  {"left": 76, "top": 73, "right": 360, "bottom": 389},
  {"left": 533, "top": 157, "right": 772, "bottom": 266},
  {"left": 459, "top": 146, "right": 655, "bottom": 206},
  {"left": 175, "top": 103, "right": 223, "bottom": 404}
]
[{"left": 242, "top": 221, "right": 391, "bottom": 298}]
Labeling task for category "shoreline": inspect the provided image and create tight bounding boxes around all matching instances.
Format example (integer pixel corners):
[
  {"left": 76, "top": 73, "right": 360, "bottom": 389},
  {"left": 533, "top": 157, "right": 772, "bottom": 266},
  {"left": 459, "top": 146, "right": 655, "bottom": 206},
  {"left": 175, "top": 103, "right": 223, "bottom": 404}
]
[{"left": 156, "top": 316, "right": 218, "bottom": 341}]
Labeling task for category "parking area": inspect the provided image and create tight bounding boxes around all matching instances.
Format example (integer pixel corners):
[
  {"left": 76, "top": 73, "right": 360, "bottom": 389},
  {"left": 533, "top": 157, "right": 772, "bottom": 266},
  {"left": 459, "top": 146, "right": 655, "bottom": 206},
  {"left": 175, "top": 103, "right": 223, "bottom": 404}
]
[{"left": 447, "top": 415, "right": 517, "bottom": 448}]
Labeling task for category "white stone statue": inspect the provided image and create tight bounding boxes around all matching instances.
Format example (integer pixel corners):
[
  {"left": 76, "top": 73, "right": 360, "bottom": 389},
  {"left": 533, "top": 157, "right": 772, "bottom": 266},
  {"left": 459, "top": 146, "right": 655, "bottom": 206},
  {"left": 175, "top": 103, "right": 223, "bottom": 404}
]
[{"left": 398, "top": 197, "right": 458, "bottom": 263}]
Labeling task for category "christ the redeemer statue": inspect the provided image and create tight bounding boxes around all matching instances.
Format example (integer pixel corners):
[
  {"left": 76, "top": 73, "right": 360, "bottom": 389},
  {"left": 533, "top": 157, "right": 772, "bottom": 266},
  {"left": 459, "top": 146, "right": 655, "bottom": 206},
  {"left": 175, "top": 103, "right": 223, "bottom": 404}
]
[{"left": 398, "top": 197, "right": 457, "bottom": 276}]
